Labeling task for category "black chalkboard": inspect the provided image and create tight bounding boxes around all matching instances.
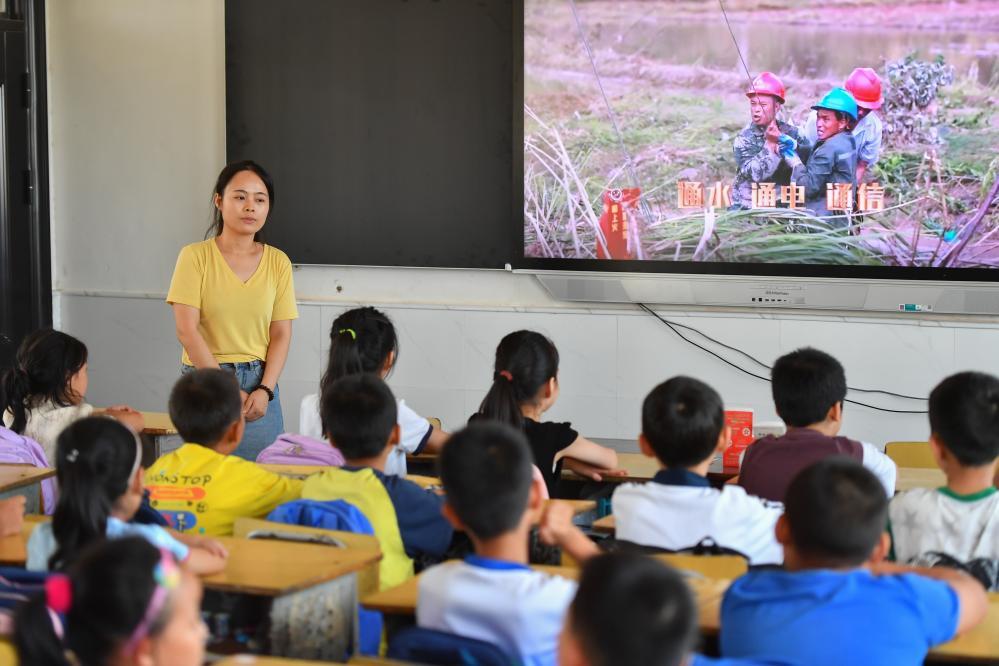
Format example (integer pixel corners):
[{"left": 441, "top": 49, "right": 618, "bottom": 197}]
[{"left": 225, "top": 0, "right": 517, "bottom": 268}]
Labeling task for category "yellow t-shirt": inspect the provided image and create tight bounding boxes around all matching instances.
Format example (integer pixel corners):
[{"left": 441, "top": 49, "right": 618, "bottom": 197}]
[
  {"left": 167, "top": 239, "right": 299, "bottom": 365},
  {"left": 145, "top": 443, "right": 303, "bottom": 536}
]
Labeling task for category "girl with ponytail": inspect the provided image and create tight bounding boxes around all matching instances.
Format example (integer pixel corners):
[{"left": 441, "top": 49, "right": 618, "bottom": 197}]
[
  {"left": 15, "top": 536, "right": 207, "bottom": 666},
  {"left": 1, "top": 329, "right": 144, "bottom": 463},
  {"left": 297, "top": 306, "right": 448, "bottom": 475},
  {"left": 26, "top": 417, "right": 226, "bottom": 574},
  {"left": 476, "top": 330, "right": 621, "bottom": 497}
]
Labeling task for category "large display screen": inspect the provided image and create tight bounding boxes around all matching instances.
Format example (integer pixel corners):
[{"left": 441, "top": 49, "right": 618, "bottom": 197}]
[{"left": 521, "top": 0, "right": 998, "bottom": 277}]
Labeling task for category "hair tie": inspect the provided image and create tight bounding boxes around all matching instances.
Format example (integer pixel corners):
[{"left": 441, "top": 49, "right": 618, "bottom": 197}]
[
  {"left": 497, "top": 370, "right": 513, "bottom": 382},
  {"left": 65, "top": 449, "right": 79, "bottom": 463},
  {"left": 46, "top": 575, "right": 72, "bottom": 614},
  {"left": 338, "top": 328, "right": 357, "bottom": 340}
]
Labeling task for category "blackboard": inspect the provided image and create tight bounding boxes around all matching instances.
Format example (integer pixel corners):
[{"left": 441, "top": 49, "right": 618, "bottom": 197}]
[{"left": 225, "top": 0, "right": 518, "bottom": 269}]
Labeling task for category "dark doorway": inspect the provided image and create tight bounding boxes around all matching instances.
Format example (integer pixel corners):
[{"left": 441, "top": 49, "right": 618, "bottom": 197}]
[{"left": 0, "top": 0, "right": 50, "bottom": 369}]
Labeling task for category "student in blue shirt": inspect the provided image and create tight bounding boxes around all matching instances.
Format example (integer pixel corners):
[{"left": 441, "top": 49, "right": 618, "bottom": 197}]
[
  {"left": 417, "top": 422, "right": 586, "bottom": 666},
  {"left": 720, "top": 458, "right": 988, "bottom": 666},
  {"left": 302, "top": 373, "right": 453, "bottom": 591}
]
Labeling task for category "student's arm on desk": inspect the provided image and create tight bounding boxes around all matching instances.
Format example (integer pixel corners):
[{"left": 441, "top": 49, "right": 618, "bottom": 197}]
[
  {"left": 561, "top": 457, "right": 628, "bottom": 482},
  {"left": 869, "top": 561, "right": 988, "bottom": 637},
  {"left": 557, "top": 436, "right": 621, "bottom": 476},
  {"left": 538, "top": 500, "right": 600, "bottom": 563},
  {"left": 172, "top": 530, "right": 229, "bottom": 575}
]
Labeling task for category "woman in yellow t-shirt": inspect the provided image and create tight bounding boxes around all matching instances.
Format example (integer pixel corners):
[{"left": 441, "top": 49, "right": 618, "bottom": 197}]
[{"left": 167, "top": 161, "right": 298, "bottom": 460}]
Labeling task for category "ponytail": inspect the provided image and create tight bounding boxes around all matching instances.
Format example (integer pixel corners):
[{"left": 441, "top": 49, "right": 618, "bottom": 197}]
[
  {"left": 15, "top": 538, "right": 167, "bottom": 666},
  {"left": 0, "top": 367, "right": 31, "bottom": 433},
  {"left": 0, "top": 329, "right": 88, "bottom": 434},
  {"left": 13, "top": 592, "right": 67, "bottom": 666},
  {"left": 319, "top": 308, "right": 399, "bottom": 418},
  {"left": 478, "top": 330, "right": 560, "bottom": 430},
  {"left": 49, "top": 418, "right": 140, "bottom": 570}
]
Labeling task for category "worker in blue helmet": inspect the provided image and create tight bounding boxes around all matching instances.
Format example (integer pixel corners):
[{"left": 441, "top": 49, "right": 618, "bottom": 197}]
[{"left": 782, "top": 87, "right": 859, "bottom": 228}]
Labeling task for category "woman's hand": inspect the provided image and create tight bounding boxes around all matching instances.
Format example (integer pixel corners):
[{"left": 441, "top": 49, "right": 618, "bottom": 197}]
[{"left": 243, "top": 389, "right": 268, "bottom": 422}]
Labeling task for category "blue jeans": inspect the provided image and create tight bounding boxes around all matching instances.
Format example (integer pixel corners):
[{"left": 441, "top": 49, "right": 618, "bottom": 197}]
[{"left": 180, "top": 361, "right": 283, "bottom": 461}]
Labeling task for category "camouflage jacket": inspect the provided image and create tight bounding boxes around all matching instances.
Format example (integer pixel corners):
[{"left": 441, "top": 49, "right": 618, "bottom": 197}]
[{"left": 731, "top": 120, "right": 810, "bottom": 209}]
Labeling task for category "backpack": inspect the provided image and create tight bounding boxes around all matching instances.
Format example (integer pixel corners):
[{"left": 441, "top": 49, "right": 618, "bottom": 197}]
[
  {"left": 0, "top": 427, "right": 56, "bottom": 514},
  {"left": 256, "top": 433, "right": 345, "bottom": 468}
]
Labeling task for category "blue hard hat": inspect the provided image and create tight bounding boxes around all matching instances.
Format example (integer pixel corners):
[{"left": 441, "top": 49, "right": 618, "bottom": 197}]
[{"left": 811, "top": 87, "right": 858, "bottom": 121}]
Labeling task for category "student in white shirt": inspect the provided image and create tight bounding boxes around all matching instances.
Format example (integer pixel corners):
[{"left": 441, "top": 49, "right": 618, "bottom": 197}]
[
  {"left": 890, "top": 372, "right": 999, "bottom": 588},
  {"left": 611, "top": 376, "right": 784, "bottom": 566},
  {"left": 298, "top": 307, "right": 447, "bottom": 476},
  {"left": 417, "top": 422, "right": 584, "bottom": 666}
]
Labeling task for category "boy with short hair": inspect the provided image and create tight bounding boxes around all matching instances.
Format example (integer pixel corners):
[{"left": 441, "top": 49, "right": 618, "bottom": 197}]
[
  {"left": 417, "top": 421, "right": 585, "bottom": 666},
  {"left": 146, "top": 369, "right": 303, "bottom": 536},
  {"left": 721, "top": 458, "right": 988, "bottom": 665},
  {"left": 558, "top": 552, "right": 698, "bottom": 666},
  {"left": 612, "top": 377, "right": 783, "bottom": 565},
  {"left": 890, "top": 372, "right": 999, "bottom": 587},
  {"left": 303, "top": 373, "right": 452, "bottom": 591},
  {"left": 739, "top": 347, "right": 896, "bottom": 501}
]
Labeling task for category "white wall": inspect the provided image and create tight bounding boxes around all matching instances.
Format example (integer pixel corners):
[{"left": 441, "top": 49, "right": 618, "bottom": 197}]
[{"left": 46, "top": 1, "right": 999, "bottom": 449}]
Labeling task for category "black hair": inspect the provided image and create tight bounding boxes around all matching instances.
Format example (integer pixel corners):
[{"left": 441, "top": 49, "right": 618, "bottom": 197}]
[
  {"left": 478, "top": 330, "right": 559, "bottom": 430},
  {"left": 438, "top": 421, "right": 534, "bottom": 540},
  {"left": 168, "top": 369, "right": 242, "bottom": 446},
  {"left": 15, "top": 537, "right": 172, "bottom": 666},
  {"left": 784, "top": 457, "right": 888, "bottom": 567},
  {"left": 929, "top": 372, "right": 999, "bottom": 467},
  {"left": 770, "top": 347, "right": 847, "bottom": 428},
  {"left": 320, "top": 374, "right": 398, "bottom": 460},
  {"left": 642, "top": 377, "right": 725, "bottom": 468},
  {"left": 49, "top": 418, "right": 141, "bottom": 571},
  {"left": 204, "top": 160, "right": 275, "bottom": 242},
  {"left": 0, "top": 329, "right": 88, "bottom": 434},
  {"left": 568, "top": 552, "right": 697, "bottom": 666},
  {"left": 318, "top": 307, "right": 399, "bottom": 435}
]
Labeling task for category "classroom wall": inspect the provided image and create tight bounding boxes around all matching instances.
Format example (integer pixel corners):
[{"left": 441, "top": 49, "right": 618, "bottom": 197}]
[{"left": 46, "top": 0, "right": 999, "bottom": 449}]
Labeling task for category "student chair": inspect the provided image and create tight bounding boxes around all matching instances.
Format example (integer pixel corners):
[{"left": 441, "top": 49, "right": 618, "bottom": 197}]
[
  {"left": 885, "top": 442, "right": 936, "bottom": 469},
  {"left": 387, "top": 626, "right": 516, "bottom": 666}
]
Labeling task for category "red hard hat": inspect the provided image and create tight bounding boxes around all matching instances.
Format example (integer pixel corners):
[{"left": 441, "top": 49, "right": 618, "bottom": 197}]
[
  {"left": 845, "top": 67, "right": 883, "bottom": 110},
  {"left": 745, "top": 72, "right": 786, "bottom": 104}
]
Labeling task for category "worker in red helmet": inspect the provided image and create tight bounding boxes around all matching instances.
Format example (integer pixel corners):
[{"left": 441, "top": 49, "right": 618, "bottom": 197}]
[
  {"left": 731, "top": 72, "right": 811, "bottom": 210},
  {"left": 804, "top": 67, "right": 884, "bottom": 183}
]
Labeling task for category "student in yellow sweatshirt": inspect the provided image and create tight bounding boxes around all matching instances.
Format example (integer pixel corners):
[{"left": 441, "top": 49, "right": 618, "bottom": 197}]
[{"left": 145, "top": 369, "right": 302, "bottom": 536}]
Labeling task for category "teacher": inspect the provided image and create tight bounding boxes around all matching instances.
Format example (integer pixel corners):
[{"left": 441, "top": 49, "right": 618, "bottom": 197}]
[{"left": 166, "top": 160, "right": 298, "bottom": 460}]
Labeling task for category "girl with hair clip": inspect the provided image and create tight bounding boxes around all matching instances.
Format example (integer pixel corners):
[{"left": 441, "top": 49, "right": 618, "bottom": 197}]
[
  {"left": 298, "top": 306, "right": 448, "bottom": 476},
  {"left": 476, "top": 330, "right": 622, "bottom": 498},
  {"left": 26, "top": 417, "right": 226, "bottom": 574},
  {"left": 14, "top": 537, "right": 207, "bottom": 666},
  {"left": 1, "top": 329, "right": 144, "bottom": 463}
]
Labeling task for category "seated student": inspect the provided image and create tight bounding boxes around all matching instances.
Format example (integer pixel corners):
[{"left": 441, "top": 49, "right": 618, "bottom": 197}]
[
  {"left": 559, "top": 551, "right": 698, "bottom": 666},
  {"left": 613, "top": 377, "right": 783, "bottom": 566},
  {"left": 476, "top": 330, "right": 621, "bottom": 497},
  {"left": 721, "top": 458, "right": 988, "bottom": 665},
  {"left": 303, "top": 373, "right": 452, "bottom": 591},
  {"left": 890, "top": 372, "right": 999, "bottom": 589},
  {"left": 1, "top": 328, "right": 143, "bottom": 464},
  {"left": 15, "top": 537, "right": 207, "bottom": 666},
  {"left": 418, "top": 421, "right": 585, "bottom": 666},
  {"left": 145, "top": 369, "right": 303, "bottom": 536},
  {"left": 739, "top": 347, "right": 895, "bottom": 501},
  {"left": 27, "top": 417, "right": 226, "bottom": 574}
]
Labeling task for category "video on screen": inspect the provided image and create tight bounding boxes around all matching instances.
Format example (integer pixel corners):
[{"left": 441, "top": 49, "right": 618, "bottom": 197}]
[{"left": 523, "top": 0, "right": 999, "bottom": 267}]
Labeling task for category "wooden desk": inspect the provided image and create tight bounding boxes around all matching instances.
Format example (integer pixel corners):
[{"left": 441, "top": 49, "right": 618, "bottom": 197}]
[
  {"left": 213, "top": 657, "right": 336, "bottom": 666},
  {"left": 137, "top": 411, "right": 177, "bottom": 436},
  {"left": 895, "top": 467, "right": 946, "bottom": 493},
  {"left": 361, "top": 563, "right": 727, "bottom": 633},
  {"left": 0, "top": 465, "right": 54, "bottom": 494},
  {"left": 201, "top": 535, "right": 381, "bottom": 597},
  {"left": 591, "top": 513, "right": 616, "bottom": 534},
  {"left": 561, "top": 453, "right": 739, "bottom": 484},
  {"left": 931, "top": 593, "right": 999, "bottom": 663}
]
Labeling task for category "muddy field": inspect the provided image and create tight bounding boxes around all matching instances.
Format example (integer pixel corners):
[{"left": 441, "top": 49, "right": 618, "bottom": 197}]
[{"left": 524, "top": 0, "right": 999, "bottom": 267}]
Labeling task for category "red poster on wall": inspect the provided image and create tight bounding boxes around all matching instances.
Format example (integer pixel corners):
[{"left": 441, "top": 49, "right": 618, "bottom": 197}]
[{"left": 597, "top": 188, "right": 641, "bottom": 260}]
